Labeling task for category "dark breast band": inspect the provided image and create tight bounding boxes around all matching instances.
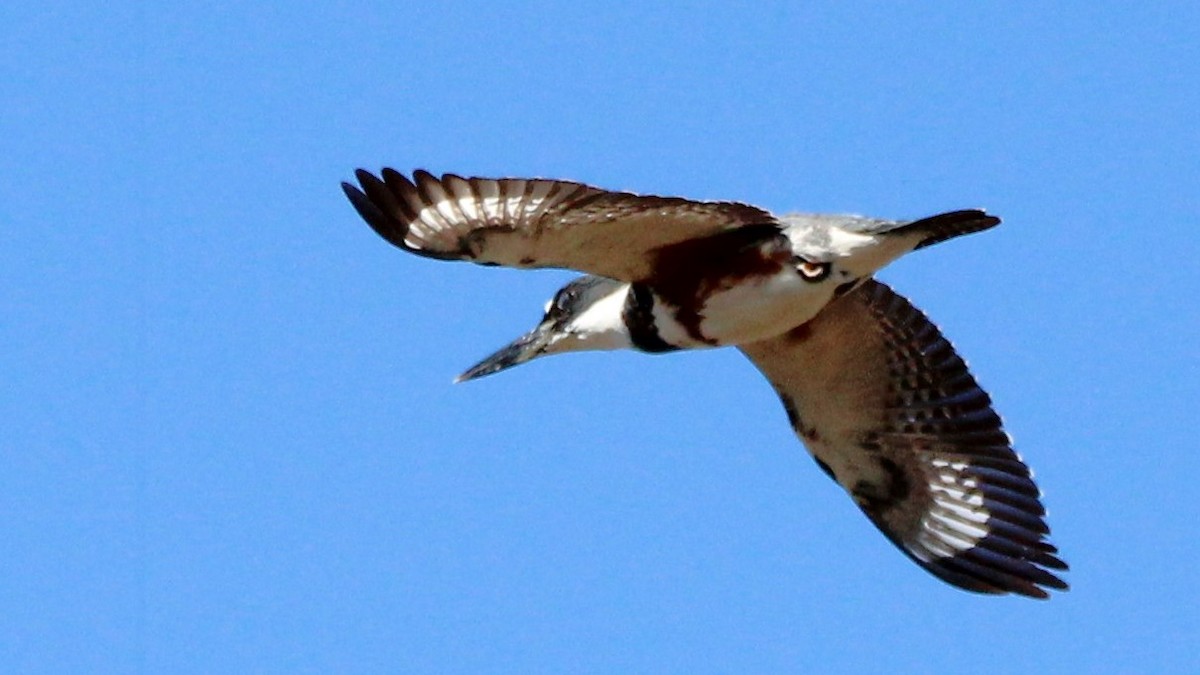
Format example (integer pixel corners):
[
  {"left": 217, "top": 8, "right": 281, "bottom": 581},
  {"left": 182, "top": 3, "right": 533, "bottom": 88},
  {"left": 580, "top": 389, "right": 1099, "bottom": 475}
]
[{"left": 623, "top": 284, "right": 681, "bottom": 353}]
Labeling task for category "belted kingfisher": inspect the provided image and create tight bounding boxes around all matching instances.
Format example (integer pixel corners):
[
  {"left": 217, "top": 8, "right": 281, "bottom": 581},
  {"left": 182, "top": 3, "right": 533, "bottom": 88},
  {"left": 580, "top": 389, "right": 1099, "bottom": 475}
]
[{"left": 343, "top": 168, "right": 1068, "bottom": 599}]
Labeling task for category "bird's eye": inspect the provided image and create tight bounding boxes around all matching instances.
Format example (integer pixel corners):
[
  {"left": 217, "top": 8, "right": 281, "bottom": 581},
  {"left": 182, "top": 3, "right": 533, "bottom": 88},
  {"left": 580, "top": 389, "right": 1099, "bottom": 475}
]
[
  {"left": 796, "top": 259, "right": 831, "bottom": 283},
  {"left": 545, "top": 289, "right": 575, "bottom": 319}
]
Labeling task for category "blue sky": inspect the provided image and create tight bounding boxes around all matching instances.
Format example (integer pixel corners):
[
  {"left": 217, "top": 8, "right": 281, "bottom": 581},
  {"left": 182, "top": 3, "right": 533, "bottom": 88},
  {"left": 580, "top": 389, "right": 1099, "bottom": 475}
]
[{"left": 3, "top": 2, "right": 1198, "bottom": 673}]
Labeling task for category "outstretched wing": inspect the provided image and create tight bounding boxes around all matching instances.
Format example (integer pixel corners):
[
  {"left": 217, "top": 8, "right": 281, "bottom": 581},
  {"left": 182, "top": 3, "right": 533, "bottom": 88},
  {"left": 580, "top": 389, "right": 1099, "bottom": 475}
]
[
  {"left": 739, "top": 279, "right": 1067, "bottom": 598},
  {"left": 342, "top": 169, "right": 775, "bottom": 282}
]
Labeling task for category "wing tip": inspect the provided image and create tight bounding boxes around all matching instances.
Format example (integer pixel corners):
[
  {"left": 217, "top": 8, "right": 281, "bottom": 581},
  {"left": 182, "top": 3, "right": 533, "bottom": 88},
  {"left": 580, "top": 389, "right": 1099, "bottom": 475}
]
[
  {"left": 344, "top": 168, "right": 471, "bottom": 261},
  {"left": 411, "top": 167, "right": 436, "bottom": 183},
  {"left": 922, "top": 528, "right": 1070, "bottom": 599},
  {"left": 342, "top": 171, "right": 412, "bottom": 250}
]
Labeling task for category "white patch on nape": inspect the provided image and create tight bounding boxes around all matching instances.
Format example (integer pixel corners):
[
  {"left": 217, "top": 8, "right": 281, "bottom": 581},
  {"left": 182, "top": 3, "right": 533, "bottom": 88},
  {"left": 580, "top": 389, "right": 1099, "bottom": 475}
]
[
  {"left": 553, "top": 283, "right": 632, "bottom": 353},
  {"left": 569, "top": 284, "right": 628, "bottom": 331}
]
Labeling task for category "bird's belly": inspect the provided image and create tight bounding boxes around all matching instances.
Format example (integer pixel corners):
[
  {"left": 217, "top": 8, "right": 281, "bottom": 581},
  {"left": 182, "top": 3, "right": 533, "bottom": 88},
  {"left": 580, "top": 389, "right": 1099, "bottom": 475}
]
[{"left": 697, "top": 272, "right": 833, "bottom": 344}]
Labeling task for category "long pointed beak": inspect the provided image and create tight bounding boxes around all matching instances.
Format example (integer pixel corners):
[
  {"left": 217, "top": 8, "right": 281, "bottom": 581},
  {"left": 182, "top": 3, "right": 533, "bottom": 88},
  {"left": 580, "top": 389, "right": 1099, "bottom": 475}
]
[{"left": 455, "top": 323, "right": 558, "bottom": 383}]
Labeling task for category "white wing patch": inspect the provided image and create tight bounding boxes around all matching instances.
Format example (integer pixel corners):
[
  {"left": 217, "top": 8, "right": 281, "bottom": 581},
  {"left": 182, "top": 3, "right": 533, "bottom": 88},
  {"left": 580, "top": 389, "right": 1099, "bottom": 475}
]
[{"left": 918, "top": 461, "right": 991, "bottom": 560}]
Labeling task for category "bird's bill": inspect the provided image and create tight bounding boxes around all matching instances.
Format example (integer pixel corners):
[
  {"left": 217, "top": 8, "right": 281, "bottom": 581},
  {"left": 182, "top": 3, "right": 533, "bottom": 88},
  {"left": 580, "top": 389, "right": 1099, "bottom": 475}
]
[{"left": 454, "top": 323, "right": 556, "bottom": 383}]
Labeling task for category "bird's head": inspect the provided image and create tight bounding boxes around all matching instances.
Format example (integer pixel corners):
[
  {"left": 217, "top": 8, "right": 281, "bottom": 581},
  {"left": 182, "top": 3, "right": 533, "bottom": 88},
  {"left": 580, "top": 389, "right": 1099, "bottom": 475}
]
[
  {"left": 785, "top": 209, "right": 1000, "bottom": 281},
  {"left": 456, "top": 276, "right": 632, "bottom": 383}
]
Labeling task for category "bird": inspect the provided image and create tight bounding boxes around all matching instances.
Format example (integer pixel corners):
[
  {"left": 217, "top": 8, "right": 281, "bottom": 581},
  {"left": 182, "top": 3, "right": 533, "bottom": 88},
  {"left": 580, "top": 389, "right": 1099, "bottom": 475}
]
[{"left": 342, "top": 168, "right": 1068, "bottom": 599}]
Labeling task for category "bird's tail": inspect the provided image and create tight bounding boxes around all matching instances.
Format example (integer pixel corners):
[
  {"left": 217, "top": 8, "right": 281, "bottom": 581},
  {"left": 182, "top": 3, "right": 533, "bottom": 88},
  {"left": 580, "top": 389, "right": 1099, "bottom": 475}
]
[{"left": 897, "top": 209, "right": 1001, "bottom": 250}]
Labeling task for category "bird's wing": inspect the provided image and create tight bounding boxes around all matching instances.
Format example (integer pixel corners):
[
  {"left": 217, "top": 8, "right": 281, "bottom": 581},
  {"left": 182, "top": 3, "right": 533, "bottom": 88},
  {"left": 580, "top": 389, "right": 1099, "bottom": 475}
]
[
  {"left": 342, "top": 169, "right": 775, "bottom": 281},
  {"left": 739, "top": 279, "right": 1067, "bottom": 598}
]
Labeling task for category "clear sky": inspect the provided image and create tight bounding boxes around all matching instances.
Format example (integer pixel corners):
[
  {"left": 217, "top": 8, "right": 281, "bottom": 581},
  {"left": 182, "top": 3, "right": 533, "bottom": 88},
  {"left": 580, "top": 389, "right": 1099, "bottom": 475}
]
[{"left": 3, "top": 2, "right": 1198, "bottom": 673}]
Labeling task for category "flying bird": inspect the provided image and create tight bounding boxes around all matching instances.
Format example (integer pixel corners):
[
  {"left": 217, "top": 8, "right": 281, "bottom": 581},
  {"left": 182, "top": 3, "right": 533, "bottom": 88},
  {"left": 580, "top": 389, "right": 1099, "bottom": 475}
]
[{"left": 343, "top": 168, "right": 1068, "bottom": 599}]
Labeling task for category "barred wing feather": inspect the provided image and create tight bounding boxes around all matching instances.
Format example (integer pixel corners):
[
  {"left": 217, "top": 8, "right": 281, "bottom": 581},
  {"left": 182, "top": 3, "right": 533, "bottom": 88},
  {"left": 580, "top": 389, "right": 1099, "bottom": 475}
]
[
  {"left": 343, "top": 169, "right": 775, "bottom": 282},
  {"left": 740, "top": 279, "right": 1067, "bottom": 598}
]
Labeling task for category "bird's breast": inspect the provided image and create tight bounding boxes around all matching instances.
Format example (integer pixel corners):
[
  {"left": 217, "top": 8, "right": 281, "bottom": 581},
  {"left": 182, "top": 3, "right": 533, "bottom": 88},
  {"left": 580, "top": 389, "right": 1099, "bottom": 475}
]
[
  {"left": 645, "top": 237, "right": 838, "bottom": 346},
  {"left": 691, "top": 269, "right": 836, "bottom": 344}
]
